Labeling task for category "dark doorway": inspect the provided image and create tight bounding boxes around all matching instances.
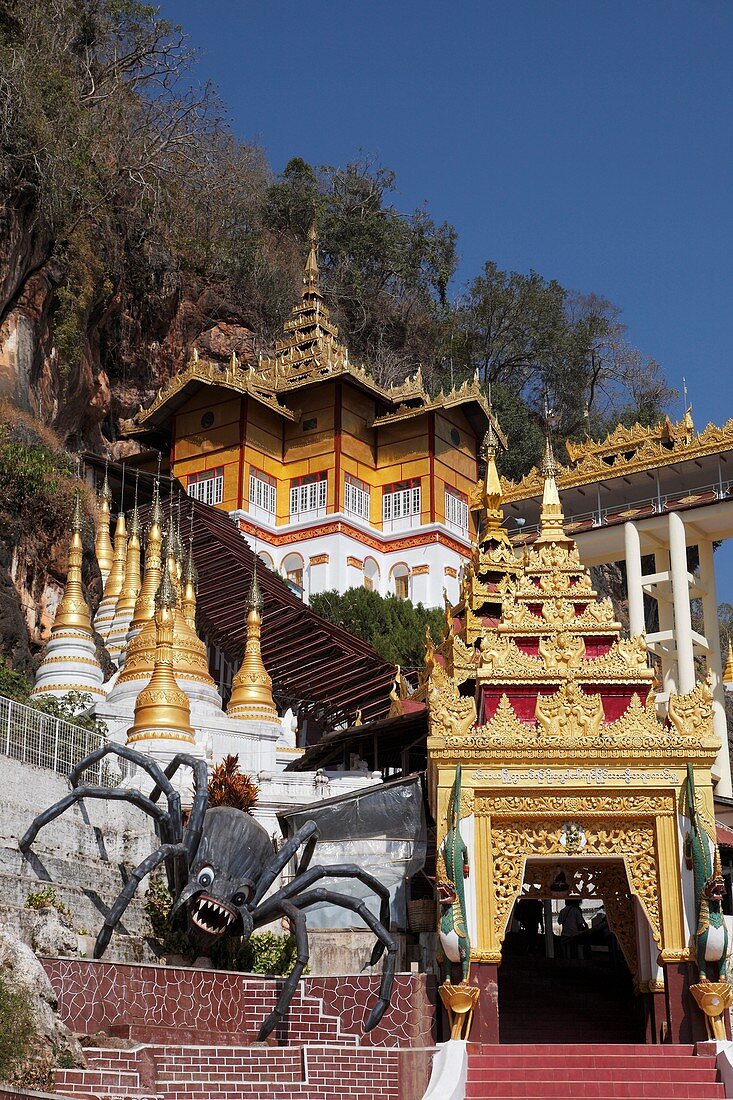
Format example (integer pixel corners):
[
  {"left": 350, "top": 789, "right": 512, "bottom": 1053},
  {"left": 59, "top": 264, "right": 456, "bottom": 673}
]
[{"left": 498, "top": 896, "right": 644, "bottom": 1044}]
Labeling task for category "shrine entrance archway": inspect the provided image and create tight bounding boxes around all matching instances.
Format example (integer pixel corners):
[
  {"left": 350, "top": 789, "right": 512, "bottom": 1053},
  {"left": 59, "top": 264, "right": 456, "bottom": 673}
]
[{"left": 498, "top": 858, "right": 648, "bottom": 1044}]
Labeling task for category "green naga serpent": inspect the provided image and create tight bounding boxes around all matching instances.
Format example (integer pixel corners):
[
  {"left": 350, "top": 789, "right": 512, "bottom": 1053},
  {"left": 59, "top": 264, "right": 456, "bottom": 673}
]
[
  {"left": 437, "top": 765, "right": 471, "bottom": 983},
  {"left": 685, "top": 763, "right": 729, "bottom": 981}
]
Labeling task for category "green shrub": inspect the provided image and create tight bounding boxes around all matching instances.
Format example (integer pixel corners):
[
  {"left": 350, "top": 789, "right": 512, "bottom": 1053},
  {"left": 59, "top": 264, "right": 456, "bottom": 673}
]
[
  {"left": 25, "top": 887, "right": 73, "bottom": 924},
  {"left": 0, "top": 972, "right": 36, "bottom": 1080},
  {"left": 236, "top": 931, "right": 305, "bottom": 977}
]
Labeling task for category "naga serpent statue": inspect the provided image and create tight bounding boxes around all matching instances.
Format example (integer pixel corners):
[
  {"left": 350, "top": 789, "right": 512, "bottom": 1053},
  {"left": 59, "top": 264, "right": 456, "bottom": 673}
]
[
  {"left": 684, "top": 763, "right": 729, "bottom": 982},
  {"left": 20, "top": 744, "right": 397, "bottom": 1040},
  {"left": 437, "top": 764, "right": 471, "bottom": 982}
]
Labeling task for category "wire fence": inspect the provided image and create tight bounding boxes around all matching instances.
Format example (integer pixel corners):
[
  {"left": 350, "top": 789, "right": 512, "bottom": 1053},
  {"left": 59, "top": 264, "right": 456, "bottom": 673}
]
[{"left": 0, "top": 694, "right": 122, "bottom": 786}]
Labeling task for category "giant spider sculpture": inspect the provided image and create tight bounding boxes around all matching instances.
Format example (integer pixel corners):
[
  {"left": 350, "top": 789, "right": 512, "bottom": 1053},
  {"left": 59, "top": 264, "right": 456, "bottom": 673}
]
[{"left": 19, "top": 744, "right": 397, "bottom": 1040}]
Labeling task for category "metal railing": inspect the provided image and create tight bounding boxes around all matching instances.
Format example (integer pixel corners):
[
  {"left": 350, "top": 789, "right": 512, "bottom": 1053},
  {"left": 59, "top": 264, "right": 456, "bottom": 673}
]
[
  {"left": 508, "top": 478, "right": 732, "bottom": 537},
  {"left": 0, "top": 694, "right": 121, "bottom": 786}
]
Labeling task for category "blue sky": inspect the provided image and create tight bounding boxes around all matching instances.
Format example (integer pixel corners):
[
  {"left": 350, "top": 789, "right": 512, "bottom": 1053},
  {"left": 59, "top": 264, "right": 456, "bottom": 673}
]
[{"left": 159, "top": 0, "right": 733, "bottom": 598}]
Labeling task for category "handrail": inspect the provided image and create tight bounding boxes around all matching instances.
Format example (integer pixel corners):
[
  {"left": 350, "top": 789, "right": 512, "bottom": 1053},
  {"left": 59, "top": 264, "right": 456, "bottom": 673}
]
[{"left": 0, "top": 694, "right": 121, "bottom": 786}]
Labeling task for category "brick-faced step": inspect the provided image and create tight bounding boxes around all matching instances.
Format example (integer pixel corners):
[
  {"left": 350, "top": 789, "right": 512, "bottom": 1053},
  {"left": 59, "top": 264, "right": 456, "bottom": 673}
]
[
  {"left": 469, "top": 1067, "right": 719, "bottom": 1082},
  {"left": 465, "top": 1086, "right": 723, "bottom": 1099}
]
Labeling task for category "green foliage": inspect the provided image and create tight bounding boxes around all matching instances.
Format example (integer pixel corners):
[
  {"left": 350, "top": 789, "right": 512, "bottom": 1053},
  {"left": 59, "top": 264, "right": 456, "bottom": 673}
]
[
  {"left": 236, "top": 931, "right": 305, "bottom": 977},
  {"left": 143, "top": 878, "right": 198, "bottom": 959},
  {"left": 0, "top": 658, "right": 32, "bottom": 702},
  {"left": 0, "top": 972, "right": 36, "bottom": 1081},
  {"left": 31, "top": 691, "right": 108, "bottom": 738},
  {"left": 0, "top": 432, "right": 73, "bottom": 537},
  {"left": 310, "top": 588, "right": 444, "bottom": 668},
  {"left": 25, "top": 886, "right": 73, "bottom": 924}
]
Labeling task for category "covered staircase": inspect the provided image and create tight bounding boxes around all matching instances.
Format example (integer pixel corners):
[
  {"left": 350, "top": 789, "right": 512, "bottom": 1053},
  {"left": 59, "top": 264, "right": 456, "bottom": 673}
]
[{"left": 466, "top": 1045, "right": 724, "bottom": 1100}]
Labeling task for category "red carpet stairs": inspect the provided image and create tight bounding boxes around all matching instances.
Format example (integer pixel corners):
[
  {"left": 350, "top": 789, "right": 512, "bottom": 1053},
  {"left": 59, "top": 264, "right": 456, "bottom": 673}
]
[{"left": 466, "top": 1044, "right": 724, "bottom": 1100}]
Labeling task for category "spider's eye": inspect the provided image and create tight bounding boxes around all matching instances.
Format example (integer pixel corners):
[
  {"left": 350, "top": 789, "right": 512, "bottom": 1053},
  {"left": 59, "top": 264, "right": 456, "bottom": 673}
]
[
  {"left": 232, "top": 887, "right": 252, "bottom": 907},
  {"left": 197, "top": 866, "right": 215, "bottom": 889}
]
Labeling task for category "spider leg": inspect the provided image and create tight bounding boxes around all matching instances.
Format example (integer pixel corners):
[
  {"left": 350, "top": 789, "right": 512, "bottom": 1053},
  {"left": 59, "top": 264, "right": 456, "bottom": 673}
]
[
  {"left": 251, "top": 821, "right": 319, "bottom": 906},
  {"left": 255, "top": 864, "right": 391, "bottom": 966},
  {"left": 19, "top": 787, "right": 174, "bottom": 853},
  {"left": 67, "top": 743, "right": 183, "bottom": 848},
  {"left": 147, "top": 754, "right": 208, "bottom": 861},
  {"left": 254, "top": 900, "right": 309, "bottom": 1041},
  {"left": 281, "top": 887, "right": 397, "bottom": 1033},
  {"left": 94, "top": 842, "right": 188, "bottom": 958}
]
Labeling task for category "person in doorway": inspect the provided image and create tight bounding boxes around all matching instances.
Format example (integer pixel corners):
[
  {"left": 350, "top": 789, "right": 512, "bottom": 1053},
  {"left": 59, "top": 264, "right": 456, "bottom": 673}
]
[{"left": 558, "top": 898, "right": 588, "bottom": 958}]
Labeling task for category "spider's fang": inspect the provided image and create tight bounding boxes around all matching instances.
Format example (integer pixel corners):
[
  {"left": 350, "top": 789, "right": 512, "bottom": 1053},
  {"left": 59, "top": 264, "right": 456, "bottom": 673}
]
[{"left": 190, "top": 894, "right": 237, "bottom": 937}]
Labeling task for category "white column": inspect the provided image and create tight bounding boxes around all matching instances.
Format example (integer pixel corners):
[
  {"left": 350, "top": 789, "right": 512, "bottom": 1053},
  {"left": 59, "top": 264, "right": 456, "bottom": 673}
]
[
  {"left": 698, "top": 538, "right": 732, "bottom": 796},
  {"left": 654, "top": 549, "right": 677, "bottom": 695},
  {"left": 668, "top": 511, "right": 695, "bottom": 694},
  {"left": 624, "top": 521, "right": 645, "bottom": 636}
]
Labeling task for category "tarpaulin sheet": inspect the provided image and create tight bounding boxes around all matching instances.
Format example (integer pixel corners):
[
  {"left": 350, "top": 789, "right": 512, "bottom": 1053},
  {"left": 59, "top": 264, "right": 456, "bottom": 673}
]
[{"left": 282, "top": 776, "right": 427, "bottom": 930}]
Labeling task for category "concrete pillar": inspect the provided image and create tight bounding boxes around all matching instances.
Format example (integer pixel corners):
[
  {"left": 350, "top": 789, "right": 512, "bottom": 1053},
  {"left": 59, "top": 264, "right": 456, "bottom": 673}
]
[
  {"left": 668, "top": 512, "right": 695, "bottom": 694},
  {"left": 654, "top": 549, "right": 677, "bottom": 695},
  {"left": 624, "top": 521, "right": 645, "bottom": 636},
  {"left": 698, "top": 539, "right": 732, "bottom": 796}
]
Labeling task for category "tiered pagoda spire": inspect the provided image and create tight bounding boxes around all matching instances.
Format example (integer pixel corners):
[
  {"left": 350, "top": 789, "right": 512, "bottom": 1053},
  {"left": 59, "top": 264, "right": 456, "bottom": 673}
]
[
  {"left": 106, "top": 495, "right": 142, "bottom": 663},
  {"left": 32, "top": 493, "right": 105, "bottom": 701},
  {"left": 127, "top": 481, "right": 164, "bottom": 644}
]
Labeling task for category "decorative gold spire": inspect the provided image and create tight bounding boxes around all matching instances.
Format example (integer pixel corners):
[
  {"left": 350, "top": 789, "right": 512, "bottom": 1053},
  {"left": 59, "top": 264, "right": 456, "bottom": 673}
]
[
  {"left": 54, "top": 493, "right": 93, "bottom": 634},
  {"left": 102, "top": 512, "right": 128, "bottom": 603},
  {"left": 128, "top": 483, "right": 164, "bottom": 636},
  {"left": 303, "top": 219, "right": 320, "bottom": 296},
  {"left": 127, "top": 563, "right": 195, "bottom": 745},
  {"left": 723, "top": 641, "right": 733, "bottom": 689},
  {"left": 181, "top": 536, "right": 198, "bottom": 630},
  {"left": 538, "top": 432, "right": 570, "bottom": 542},
  {"left": 227, "top": 567, "right": 277, "bottom": 722},
  {"left": 115, "top": 507, "right": 142, "bottom": 617},
  {"left": 477, "top": 423, "right": 509, "bottom": 546},
  {"left": 95, "top": 469, "right": 114, "bottom": 580}
]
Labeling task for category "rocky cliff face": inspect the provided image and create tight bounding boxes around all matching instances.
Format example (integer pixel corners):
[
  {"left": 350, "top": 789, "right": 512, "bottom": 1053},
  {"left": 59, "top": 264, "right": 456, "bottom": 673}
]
[{"left": 0, "top": 203, "right": 254, "bottom": 457}]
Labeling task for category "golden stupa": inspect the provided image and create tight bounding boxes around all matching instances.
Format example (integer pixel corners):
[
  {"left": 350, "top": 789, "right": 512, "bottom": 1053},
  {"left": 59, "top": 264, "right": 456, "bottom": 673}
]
[
  {"left": 128, "top": 483, "right": 164, "bottom": 639},
  {"left": 227, "top": 568, "right": 278, "bottom": 722},
  {"left": 127, "top": 563, "right": 195, "bottom": 745}
]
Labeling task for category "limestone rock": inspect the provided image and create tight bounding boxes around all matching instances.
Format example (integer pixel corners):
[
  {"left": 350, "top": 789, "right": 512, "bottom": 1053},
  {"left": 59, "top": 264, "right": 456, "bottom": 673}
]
[
  {"left": 28, "top": 906, "right": 78, "bottom": 958},
  {"left": 0, "top": 923, "right": 85, "bottom": 1086}
]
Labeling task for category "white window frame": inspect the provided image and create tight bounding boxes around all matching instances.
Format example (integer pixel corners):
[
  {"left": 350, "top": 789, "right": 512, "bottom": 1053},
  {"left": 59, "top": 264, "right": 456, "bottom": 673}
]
[
  {"left": 290, "top": 475, "right": 327, "bottom": 520},
  {"left": 187, "top": 469, "right": 224, "bottom": 507},
  {"left": 445, "top": 487, "right": 469, "bottom": 535},
  {"left": 382, "top": 483, "right": 421, "bottom": 533},
  {"left": 249, "top": 469, "right": 277, "bottom": 523},
  {"left": 344, "top": 475, "right": 371, "bottom": 522}
]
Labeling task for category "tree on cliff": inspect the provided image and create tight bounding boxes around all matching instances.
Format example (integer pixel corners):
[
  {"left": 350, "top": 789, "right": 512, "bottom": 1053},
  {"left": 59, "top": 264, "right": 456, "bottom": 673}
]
[{"left": 0, "top": 0, "right": 672, "bottom": 477}]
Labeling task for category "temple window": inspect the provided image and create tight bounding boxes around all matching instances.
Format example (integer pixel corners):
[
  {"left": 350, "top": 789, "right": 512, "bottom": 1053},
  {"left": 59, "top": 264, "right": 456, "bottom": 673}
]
[
  {"left": 364, "top": 557, "right": 379, "bottom": 592},
  {"left": 249, "top": 467, "right": 277, "bottom": 522},
  {"left": 282, "top": 552, "right": 305, "bottom": 596},
  {"left": 382, "top": 478, "right": 421, "bottom": 533},
  {"left": 391, "top": 563, "right": 410, "bottom": 600},
  {"left": 445, "top": 486, "right": 469, "bottom": 535},
  {"left": 290, "top": 472, "right": 327, "bottom": 520},
  {"left": 344, "top": 473, "right": 370, "bottom": 522},
  {"left": 187, "top": 467, "right": 224, "bottom": 506}
]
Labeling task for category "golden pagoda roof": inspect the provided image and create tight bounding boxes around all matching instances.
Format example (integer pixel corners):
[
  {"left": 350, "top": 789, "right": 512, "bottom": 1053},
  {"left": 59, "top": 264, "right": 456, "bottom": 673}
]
[
  {"left": 123, "top": 228, "right": 500, "bottom": 440},
  {"left": 495, "top": 412, "right": 733, "bottom": 504}
]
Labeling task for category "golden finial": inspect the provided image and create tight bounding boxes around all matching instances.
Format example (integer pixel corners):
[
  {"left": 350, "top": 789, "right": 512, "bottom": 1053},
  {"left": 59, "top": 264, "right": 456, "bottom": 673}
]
[
  {"left": 181, "top": 517, "right": 198, "bottom": 631},
  {"left": 97, "top": 508, "right": 128, "bottom": 625},
  {"left": 227, "top": 563, "right": 277, "bottom": 722},
  {"left": 127, "top": 562, "right": 195, "bottom": 746},
  {"left": 537, "top": 416, "right": 569, "bottom": 543},
  {"left": 354, "top": 708, "right": 363, "bottom": 726},
  {"left": 54, "top": 492, "right": 94, "bottom": 634},
  {"left": 723, "top": 641, "right": 733, "bottom": 690},
  {"left": 114, "top": 501, "right": 142, "bottom": 618},
  {"left": 302, "top": 218, "right": 320, "bottom": 294},
  {"left": 477, "top": 416, "right": 509, "bottom": 546},
  {"left": 95, "top": 463, "right": 114, "bottom": 580},
  {"left": 128, "top": 481, "right": 164, "bottom": 635}
]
